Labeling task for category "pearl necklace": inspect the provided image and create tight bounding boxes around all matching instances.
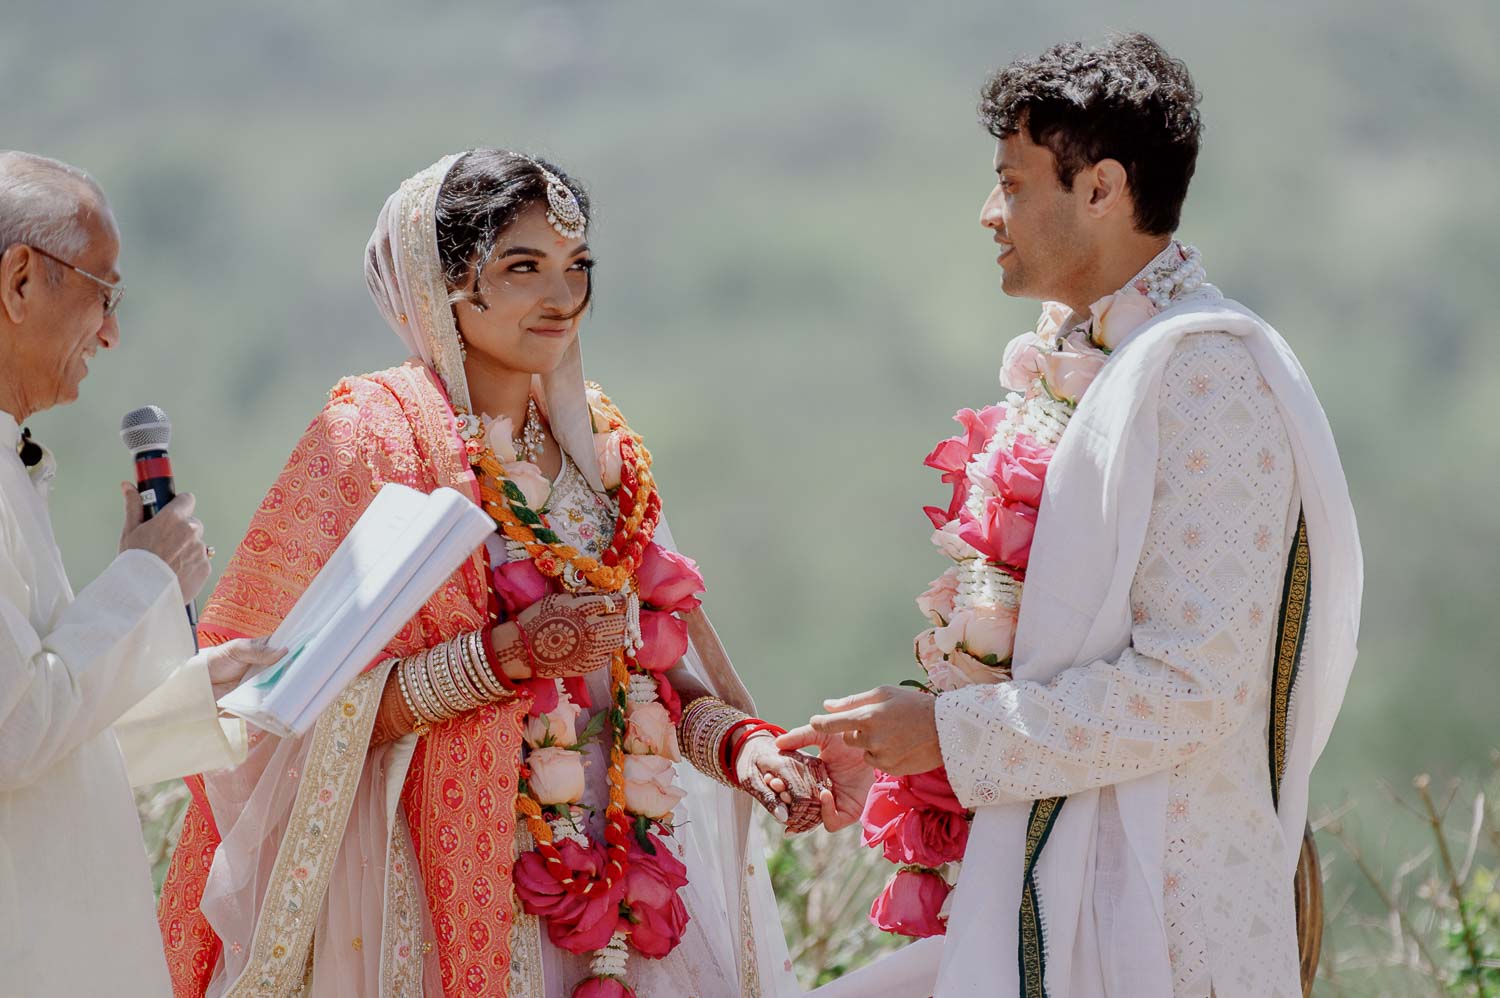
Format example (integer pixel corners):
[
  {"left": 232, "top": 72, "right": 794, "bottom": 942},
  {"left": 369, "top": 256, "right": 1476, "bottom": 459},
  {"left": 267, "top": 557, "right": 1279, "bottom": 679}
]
[
  {"left": 512, "top": 397, "right": 545, "bottom": 463},
  {"left": 1138, "top": 242, "right": 1206, "bottom": 309}
]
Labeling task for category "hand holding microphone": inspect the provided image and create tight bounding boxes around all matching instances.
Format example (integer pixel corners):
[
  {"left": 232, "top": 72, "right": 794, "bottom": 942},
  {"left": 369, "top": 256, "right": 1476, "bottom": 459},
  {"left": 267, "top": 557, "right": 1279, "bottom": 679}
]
[
  {"left": 119, "top": 486, "right": 210, "bottom": 604},
  {"left": 118, "top": 406, "right": 211, "bottom": 628}
]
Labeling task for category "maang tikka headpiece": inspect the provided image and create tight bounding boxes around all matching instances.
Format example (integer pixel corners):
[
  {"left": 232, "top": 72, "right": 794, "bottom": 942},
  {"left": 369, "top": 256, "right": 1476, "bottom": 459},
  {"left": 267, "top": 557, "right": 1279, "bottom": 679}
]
[{"left": 540, "top": 166, "right": 587, "bottom": 240}]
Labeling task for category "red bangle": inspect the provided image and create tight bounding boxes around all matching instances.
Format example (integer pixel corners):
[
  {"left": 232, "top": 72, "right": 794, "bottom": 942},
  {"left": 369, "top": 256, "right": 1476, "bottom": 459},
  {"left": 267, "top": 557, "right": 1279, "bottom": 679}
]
[
  {"left": 480, "top": 621, "right": 522, "bottom": 692},
  {"left": 719, "top": 718, "right": 760, "bottom": 786},
  {"left": 730, "top": 721, "right": 786, "bottom": 763}
]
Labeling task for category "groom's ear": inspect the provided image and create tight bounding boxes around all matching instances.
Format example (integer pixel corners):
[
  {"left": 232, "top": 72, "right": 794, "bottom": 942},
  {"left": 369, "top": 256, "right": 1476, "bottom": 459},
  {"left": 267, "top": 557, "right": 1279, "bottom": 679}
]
[{"left": 1081, "top": 158, "right": 1130, "bottom": 221}]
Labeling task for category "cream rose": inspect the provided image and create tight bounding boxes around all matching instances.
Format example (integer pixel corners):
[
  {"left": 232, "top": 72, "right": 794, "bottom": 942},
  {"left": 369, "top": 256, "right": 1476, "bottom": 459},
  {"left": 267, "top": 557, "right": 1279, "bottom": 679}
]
[
  {"left": 593, "top": 429, "right": 624, "bottom": 490},
  {"left": 1000, "top": 332, "right": 1045, "bottom": 393},
  {"left": 916, "top": 568, "right": 960, "bottom": 626},
  {"left": 524, "top": 700, "right": 584, "bottom": 748},
  {"left": 481, "top": 413, "right": 520, "bottom": 463},
  {"left": 503, "top": 460, "right": 552, "bottom": 510},
  {"left": 1088, "top": 290, "right": 1157, "bottom": 351},
  {"left": 931, "top": 520, "right": 975, "bottom": 561},
  {"left": 623, "top": 754, "right": 687, "bottom": 818},
  {"left": 624, "top": 701, "right": 681, "bottom": 760},
  {"left": 527, "top": 746, "right": 586, "bottom": 805}
]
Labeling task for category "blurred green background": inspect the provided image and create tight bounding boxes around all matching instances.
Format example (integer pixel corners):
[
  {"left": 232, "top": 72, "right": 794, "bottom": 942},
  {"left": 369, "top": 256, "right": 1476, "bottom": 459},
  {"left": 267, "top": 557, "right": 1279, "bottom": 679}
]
[{"left": 9, "top": 0, "right": 1499, "bottom": 985}]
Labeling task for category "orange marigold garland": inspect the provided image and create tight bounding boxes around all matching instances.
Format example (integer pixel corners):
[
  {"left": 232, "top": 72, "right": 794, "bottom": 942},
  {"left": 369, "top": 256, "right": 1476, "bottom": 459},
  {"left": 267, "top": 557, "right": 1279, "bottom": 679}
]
[{"left": 459, "top": 388, "right": 687, "bottom": 995}]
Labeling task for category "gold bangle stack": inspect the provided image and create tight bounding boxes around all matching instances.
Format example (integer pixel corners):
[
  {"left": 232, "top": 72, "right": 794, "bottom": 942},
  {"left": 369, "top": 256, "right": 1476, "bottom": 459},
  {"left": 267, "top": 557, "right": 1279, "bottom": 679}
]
[
  {"left": 677, "top": 695, "right": 749, "bottom": 788},
  {"left": 398, "top": 629, "right": 516, "bottom": 733}
]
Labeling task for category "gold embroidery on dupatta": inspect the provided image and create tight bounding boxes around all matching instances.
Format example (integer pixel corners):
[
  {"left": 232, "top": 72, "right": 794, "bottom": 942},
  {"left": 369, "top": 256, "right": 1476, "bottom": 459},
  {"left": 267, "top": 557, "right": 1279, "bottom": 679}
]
[
  {"left": 739, "top": 872, "right": 763, "bottom": 998},
  {"left": 380, "top": 814, "right": 426, "bottom": 996},
  {"left": 506, "top": 822, "right": 546, "bottom": 998},
  {"left": 223, "top": 669, "right": 385, "bottom": 998}
]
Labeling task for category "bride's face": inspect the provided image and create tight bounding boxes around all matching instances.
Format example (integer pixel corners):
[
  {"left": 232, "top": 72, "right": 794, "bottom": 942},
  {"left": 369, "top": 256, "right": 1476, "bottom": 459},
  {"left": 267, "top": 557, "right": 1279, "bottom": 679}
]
[{"left": 452, "top": 202, "right": 593, "bottom": 377}]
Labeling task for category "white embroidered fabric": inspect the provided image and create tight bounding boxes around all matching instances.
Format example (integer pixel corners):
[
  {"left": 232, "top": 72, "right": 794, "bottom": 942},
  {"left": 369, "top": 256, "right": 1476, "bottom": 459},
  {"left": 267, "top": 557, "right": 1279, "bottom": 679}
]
[{"left": 936, "top": 333, "right": 1303, "bottom": 997}]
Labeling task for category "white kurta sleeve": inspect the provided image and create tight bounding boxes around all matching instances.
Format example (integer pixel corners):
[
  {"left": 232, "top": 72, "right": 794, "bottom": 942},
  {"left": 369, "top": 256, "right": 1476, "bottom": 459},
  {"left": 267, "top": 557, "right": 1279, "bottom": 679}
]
[
  {"left": 936, "top": 333, "right": 1297, "bottom": 808},
  {"left": 0, "top": 548, "right": 200, "bottom": 791}
]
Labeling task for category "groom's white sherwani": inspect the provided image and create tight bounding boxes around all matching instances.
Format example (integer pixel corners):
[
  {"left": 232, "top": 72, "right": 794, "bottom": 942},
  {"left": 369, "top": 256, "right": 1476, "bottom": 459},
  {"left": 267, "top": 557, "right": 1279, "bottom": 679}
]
[
  {"left": 1, "top": 412, "right": 242, "bottom": 996},
  {"left": 925, "top": 295, "right": 1361, "bottom": 998}
]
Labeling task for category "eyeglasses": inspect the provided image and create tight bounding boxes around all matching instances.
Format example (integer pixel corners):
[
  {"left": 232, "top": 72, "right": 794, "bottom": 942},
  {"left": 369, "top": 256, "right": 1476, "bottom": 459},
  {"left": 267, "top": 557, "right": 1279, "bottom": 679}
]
[{"left": 29, "top": 245, "right": 126, "bottom": 317}]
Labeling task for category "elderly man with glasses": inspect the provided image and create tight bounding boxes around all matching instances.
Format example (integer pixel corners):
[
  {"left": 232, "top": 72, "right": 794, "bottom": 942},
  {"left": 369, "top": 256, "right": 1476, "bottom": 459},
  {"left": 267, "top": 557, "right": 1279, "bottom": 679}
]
[{"left": 0, "top": 150, "right": 280, "bottom": 996}]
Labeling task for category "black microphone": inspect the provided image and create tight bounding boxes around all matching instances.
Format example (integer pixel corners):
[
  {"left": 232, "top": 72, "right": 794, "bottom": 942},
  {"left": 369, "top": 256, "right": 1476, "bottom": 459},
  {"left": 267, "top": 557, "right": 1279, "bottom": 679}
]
[{"left": 120, "top": 405, "right": 199, "bottom": 647}]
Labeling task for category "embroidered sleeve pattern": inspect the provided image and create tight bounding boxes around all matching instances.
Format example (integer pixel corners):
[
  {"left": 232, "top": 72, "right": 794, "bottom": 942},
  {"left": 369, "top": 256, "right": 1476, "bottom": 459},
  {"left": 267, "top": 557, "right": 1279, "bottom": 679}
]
[{"left": 936, "top": 333, "right": 1296, "bottom": 807}]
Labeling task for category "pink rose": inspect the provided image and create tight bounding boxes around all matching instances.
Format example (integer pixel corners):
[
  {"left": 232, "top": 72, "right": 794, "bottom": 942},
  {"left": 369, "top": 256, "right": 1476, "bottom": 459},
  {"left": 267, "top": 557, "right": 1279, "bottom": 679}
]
[
  {"left": 1000, "top": 331, "right": 1045, "bottom": 392},
  {"left": 635, "top": 610, "right": 689, "bottom": 672},
  {"left": 494, "top": 559, "right": 552, "bottom": 617},
  {"left": 1034, "top": 300, "right": 1072, "bottom": 342},
  {"left": 923, "top": 405, "right": 1007, "bottom": 524},
  {"left": 1038, "top": 331, "right": 1108, "bottom": 405},
  {"left": 934, "top": 606, "right": 1017, "bottom": 664},
  {"left": 869, "top": 869, "right": 951, "bottom": 938},
  {"left": 480, "top": 412, "right": 520, "bottom": 463},
  {"left": 916, "top": 629, "right": 958, "bottom": 691},
  {"left": 521, "top": 675, "right": 560, "bottom": 717},
  {"left": 526, "top": 746, "right": 586, "bottom": 805},
  {"left": 636, "top": 543, "right": 706, "bottom": 613},
  {"left": 929, "top": 520, "right": 976, "bottom": 561},
  {"left": 860, "top": 768, "right": 970, "bottom": 868},
  {"left": 503, "top": 460, "right": 552, "bottom": 510},
  {"left": 623, "top": 834, "right": 690, "bottom": 958},
  {"left": 623, "top": 754, "right": 687, "bottom": 818},
  {"left": 524, "top": 699, "right": 584, "bottom": 748},
  {"left": 916, "top": 568, "right": 960, "bottom": 626},
  {"left": 624, "top": 700, "right": 681, "bottom": 760},
  {"left": 572, "top": 978, "right": 636, "bottom": 998},
  {"left": 968, "top": 434, "right": 1052, "bottom": 508},
  {"left": 585, "top": 386, "right": 615, "bottom": 434},
  {"left": 594, "top": 430, "right": 624, "bottom": 490},
  {"left": 514, "top": 838, "right": 627, "bottom": 954},
  {"left": 956, "top": 497, "right": 1037, "bottom": 573},
  {"left": 1088, "top": 289, "right": 1157, "bottom": 351},
  {"left": 653, "top": 673, "right": 682, "bottom": 723}
]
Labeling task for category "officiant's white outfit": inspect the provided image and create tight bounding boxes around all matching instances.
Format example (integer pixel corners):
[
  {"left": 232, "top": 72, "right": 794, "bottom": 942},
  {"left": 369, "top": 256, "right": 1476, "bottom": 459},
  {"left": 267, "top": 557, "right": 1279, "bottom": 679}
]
[
  {"left": 0, "top": 413, "right": 244, "bottom": 996},
  {"left": 919, "top": 283, "right": 1361, "bottom": 997}
]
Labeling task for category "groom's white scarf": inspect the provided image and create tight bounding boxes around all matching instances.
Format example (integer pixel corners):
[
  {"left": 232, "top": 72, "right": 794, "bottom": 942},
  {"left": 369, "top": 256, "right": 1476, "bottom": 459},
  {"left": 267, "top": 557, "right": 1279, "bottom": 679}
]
[{"left": 928, "top": 288, "right": 1362, "bottom": 996}]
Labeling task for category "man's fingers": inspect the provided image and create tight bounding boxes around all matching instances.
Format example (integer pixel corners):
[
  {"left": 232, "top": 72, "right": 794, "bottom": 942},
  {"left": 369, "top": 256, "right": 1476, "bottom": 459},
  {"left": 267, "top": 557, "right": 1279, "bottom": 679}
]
[
  {"left": 161, "top": 492, "right": 197, "bottom": 518},
  {"left": 818, "top": 787, "right": 842, "bottom": 831},
  {"left": 120, "top": 483, "right": 144, "bottom": 533},
  {"left": 808, "top": 709, "right": 872, "bottom": 735},
  {"left": 822, "top": 687, "right": 891, "bottom": 713},
  {"left": 775, "top": 725, "right": 820, "bottom": 752}
]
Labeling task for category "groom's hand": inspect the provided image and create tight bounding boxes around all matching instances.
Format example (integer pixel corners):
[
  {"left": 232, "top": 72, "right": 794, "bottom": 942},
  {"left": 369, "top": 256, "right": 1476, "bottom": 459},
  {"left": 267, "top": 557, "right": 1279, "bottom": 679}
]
[
  {"left": 807, "top": 686, "right": 944, "bottom": 777},
  {"left": 773, "top": 725, "right": 874, "bottom": 832}
]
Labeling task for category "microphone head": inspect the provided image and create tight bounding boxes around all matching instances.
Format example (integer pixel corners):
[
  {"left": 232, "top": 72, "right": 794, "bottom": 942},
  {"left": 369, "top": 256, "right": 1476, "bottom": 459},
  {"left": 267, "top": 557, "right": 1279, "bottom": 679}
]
[{"left": 120, "top": 405, "right": 172, "bottom": 456}]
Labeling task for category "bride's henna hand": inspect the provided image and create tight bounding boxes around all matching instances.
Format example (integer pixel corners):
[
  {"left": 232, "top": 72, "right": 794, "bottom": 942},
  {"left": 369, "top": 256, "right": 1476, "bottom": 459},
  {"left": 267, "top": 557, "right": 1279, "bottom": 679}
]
[
  {"left": 740, "top": 735, "right": 832, "bottom": 834},
  {"left": 506, "top": 593, "right": 627, "bottom": 679}
]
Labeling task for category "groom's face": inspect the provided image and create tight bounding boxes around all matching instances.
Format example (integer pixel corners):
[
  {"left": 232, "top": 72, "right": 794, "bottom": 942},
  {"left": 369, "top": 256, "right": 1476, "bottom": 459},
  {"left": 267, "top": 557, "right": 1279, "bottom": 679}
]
[{"left": 979, "top": 132, "right": 1089, "bottom": 302}]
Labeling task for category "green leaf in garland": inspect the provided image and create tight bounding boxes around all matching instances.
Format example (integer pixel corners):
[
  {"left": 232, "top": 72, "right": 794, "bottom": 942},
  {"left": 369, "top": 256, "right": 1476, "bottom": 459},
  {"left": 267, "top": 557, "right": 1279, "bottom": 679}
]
[
  {"left": 576, "top": 710, "right": 608, "bottom": 747},
  {"left": 899, "top": 678, "right": 938, "bottom": 695},
  {"left": 511, "top": 504, "right": 543, "bottom": 527},
  {"left": 534, "top": 528, "right": 562, "bottom": 545},
  {"left": 633, "top": 814, "right": 656, "bottom": 854},
  {"left": 501, "top": 480, "right": 528, "bottom": 505}
]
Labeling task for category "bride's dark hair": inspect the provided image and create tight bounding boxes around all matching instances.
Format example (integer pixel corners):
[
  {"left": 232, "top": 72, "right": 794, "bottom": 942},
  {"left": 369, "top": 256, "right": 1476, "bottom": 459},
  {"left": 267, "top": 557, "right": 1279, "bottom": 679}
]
[{"left": 435, "top": 149, "right": 593, "bottom": 316}]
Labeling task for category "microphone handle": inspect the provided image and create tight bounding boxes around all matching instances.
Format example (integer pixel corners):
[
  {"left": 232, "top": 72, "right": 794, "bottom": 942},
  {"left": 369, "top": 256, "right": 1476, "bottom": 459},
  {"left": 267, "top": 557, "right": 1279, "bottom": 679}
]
[{"left": 133, "top": 449, "right": 200, "bottom": 649}]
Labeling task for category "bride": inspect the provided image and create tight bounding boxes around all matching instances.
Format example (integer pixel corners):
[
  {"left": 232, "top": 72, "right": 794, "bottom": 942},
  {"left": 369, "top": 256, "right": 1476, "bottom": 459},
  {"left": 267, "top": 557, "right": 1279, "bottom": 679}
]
[{"left": 157, "top": 150, "right": 824, "bottom": 997}]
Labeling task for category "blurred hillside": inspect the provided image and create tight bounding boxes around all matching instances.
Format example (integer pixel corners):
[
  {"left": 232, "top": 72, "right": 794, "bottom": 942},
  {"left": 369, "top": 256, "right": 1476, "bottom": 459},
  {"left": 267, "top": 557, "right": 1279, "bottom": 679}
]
[{"left": 9, "top": 0, "right": 1499, "bottom": 962}]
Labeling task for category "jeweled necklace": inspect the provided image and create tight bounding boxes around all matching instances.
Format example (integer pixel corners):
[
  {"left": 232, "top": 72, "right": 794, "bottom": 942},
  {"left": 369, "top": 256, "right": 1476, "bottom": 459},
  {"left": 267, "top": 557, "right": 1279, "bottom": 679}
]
[{"left": 513, "top": 397, "right": 545, "bottom": 463}]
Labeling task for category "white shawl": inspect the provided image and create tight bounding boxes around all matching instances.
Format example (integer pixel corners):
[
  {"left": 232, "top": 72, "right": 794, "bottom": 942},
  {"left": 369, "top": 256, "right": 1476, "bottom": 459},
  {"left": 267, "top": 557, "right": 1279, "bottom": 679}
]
[{"left": 821, "top": 290, "right": 1362, "bottom": 997}]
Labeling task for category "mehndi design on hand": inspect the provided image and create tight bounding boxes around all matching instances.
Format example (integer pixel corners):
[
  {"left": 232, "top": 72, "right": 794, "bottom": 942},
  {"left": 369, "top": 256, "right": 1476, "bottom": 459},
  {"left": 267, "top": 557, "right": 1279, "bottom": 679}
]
[{"left": 516, "top": 593, "right": 627, "bottom": 679}]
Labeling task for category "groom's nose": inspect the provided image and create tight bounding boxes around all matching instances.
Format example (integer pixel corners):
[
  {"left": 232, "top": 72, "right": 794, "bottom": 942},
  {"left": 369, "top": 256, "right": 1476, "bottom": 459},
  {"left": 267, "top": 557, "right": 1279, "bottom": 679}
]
[{"left": 980, "top": 186, "right": 1004, "bottom": 230}]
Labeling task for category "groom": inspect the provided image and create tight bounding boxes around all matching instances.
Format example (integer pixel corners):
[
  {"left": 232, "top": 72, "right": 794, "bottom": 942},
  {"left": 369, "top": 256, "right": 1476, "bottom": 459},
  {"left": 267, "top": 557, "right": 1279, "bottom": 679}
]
[{"left": 778, "top": 33, "right": 1361, "bottom": 998}]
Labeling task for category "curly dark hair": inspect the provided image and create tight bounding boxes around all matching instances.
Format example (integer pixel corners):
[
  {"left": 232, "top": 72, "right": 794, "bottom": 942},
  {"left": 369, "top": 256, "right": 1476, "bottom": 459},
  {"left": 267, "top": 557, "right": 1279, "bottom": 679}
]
[
  {"left": 979, "top": 33, "right": 1202, "bottom": 235},
  {"left": 435, "top": 149, "right": 593, "bottom": 317}
]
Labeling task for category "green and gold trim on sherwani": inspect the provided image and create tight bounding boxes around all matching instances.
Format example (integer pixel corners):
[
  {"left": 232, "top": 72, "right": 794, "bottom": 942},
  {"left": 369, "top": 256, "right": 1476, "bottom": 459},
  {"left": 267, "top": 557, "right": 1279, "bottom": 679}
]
[
  {"left": 1017, "top": 795, "right": 1064, "bottom": 998},
  {"left": 1270, "top": 512, "right": 1310, "bottom": 807}
]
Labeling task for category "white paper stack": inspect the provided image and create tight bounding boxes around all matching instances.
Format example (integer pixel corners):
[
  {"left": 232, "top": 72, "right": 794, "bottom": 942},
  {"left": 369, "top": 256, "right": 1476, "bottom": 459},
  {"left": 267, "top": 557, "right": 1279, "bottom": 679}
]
[{"left": 217, "top": 483, "right": 495, "bottom": 738}]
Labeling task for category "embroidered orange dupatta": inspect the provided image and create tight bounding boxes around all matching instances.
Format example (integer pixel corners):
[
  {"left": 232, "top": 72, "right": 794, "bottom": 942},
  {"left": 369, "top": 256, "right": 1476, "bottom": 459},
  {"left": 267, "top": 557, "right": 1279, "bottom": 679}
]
[{"left": 158, "top": 362, "right": 531, "bottom": 996}]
